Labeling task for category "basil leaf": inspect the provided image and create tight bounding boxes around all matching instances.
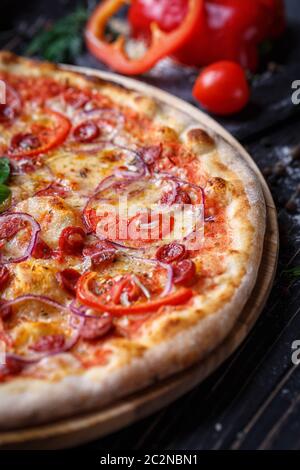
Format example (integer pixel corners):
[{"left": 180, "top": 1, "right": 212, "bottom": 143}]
[
  {"left": 0, "top": 184, "right": 11, "bottom": 204},
  {"left": 0, "top": 158, "right": 10, "bottom": 184}
]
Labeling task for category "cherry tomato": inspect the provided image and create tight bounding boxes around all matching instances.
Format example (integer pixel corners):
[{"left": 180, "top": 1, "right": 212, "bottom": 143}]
[
  {"left": 81, "top": 314, "right": 113, "bottom": 340},
  {"left": 82, "top": 240, "right": 116, "bottom": 267},
  {"left": 173, "top": 259, "right": 196, "bottom": 286},
  {"left": 32, "top": 238, "right": 53, "bottom": 259},
  {"left": 56, "top": 268, "right": 81, "bottom": 295},
  {"left": 73, "top": 120, "right": 100, "bottom": 143},
  {"left": 58, "top": 226, "right": 86, "bottom": 256},
  {"left": 30, "top": 334, "right": 65, "bottom": 352},
  {"left": 156, "top": 242, "right": 186, "bottom": 264},
  {"left": 0, "top": 266, "right": 10, "bottom": 290},
  {"left": 193, "top": 61, "right": 250, "bottom": 116}
]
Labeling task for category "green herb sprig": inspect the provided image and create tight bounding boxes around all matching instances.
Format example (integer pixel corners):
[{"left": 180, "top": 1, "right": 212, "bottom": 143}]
[
  {"left": 284, "top": 267, "right": 300, "bottom": 279},
  {"left": 26, "top": 7, "right": 89, "bottom": 63},
  {"left": 0, "top": 157, "right": 11, "bottom": 211}
]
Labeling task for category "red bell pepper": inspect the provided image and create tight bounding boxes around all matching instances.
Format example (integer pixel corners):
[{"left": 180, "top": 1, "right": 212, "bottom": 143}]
[
  {"left": 129, "top": 0, "right": 286, "bottom": 72},
  {"left": 85, "top": 0, "right": 203, "bottom": 75},
  {"left": 76, "top": 271, "right": 193, "bottom": 315}
]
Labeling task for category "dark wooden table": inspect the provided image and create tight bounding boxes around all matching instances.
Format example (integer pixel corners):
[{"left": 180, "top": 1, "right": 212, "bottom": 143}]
[{"left": 1, "top": 0, "right": 300, "bottom": 451}]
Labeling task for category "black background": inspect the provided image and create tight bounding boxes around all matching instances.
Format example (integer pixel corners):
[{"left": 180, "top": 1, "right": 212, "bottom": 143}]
[{"left": 1, "top": 0, "right": 300, "bottom": 451}]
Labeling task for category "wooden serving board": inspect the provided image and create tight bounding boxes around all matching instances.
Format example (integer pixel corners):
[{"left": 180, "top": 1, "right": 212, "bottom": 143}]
[{"left": 0, "top": 67, "right": 279, "bottom": 450}]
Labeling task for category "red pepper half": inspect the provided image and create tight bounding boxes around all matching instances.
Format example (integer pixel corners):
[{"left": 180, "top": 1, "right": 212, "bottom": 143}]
[
  {"left": 77, "top": 271, "right": 193, "bottom": 316},
  {"left": 85, "top": 0, "right": 203, "bottom": 75},
  {"left": 129, "top": 0, "right": 286, "bottom": 72}
]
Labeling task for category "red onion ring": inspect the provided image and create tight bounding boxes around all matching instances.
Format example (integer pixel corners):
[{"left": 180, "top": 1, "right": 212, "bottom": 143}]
[
  {"left": 113, "top": 145, "right": 150, "bottom": 180},
  {"left": 83, "top": 107, "right": 125, "bottom": 142},
  {"left": 159, "top": 173, "right": 205, "bottom": 205},
  {"left": 0, "top": 294, "right": 72, "bottom": 314},
  {"left": 0, "top": 296, "right": 84, "bottom": 364},
  {"left": 0, "top": 212, "right": 40, "bottom": 264}
]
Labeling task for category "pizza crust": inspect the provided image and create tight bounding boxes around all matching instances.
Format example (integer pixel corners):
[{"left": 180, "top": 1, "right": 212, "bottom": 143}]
[{"left": 0, "top": 53, "right": 266, "bottom": 429}]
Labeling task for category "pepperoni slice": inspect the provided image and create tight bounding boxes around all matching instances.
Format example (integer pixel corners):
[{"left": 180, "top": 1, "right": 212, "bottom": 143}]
[
  {"left": 156, "top": 242, "right": 186, "bottom": 264},
  {"left": 56, "top": 268, "right": 81, "bottom": 295},
  {"left": 80, "top": 314, "right": 113, "bottom": 340},
  {"left": 0, "top": 356, "right": 24, "bottom": 378},
  {"left": 73, "top": 120, "right": 100, "bottom": 143},
  {"left": 35, "top": 182, "right": 69, "bottom": 198},
  {"left": 173, "top": 259, "right": 196, "bottom": 286},
  {"left": 141, "top": 145, "right": 162, "bottom": 166},
  {"left": 0, "top": 218, "right": 21, "bottom": 240},
  {"left": 82, "top": 240, "right": 116, "bottom": 267},
  {"left": 32, "top": 238, "right": 53, "bottom": 259},
  {"left": 30, "top": 334, "right": 65, "bottom": 352},
  {"left": 63, "top": 87, "right": 90, "bottom": 109},
  {"left": 9, "top": 133, "right": 41, "bottom": 154},
  {"left": 175, "top": 190, "right": 192, "bottom": 204},
  {"left": 0, "top": 84, "right": 21, "bottom": 123},
  {"left": 0, "top": 300, "right": 12, "bottom": 319},
  {"left": 0, "top": 266, "right": 10, "bottom": 290},
  {"left": 58, "top": 226, "right": 86, "bottom": 256}
]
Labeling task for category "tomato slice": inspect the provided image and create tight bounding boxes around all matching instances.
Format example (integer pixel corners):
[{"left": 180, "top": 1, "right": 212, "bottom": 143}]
[
  {"left": 58, "top": 226, "right": 86, "bottom": 256},
  {"left": 77, "top": 271, "right": 193, "bottom": 316},
  {"left": 7, "top": 109, "right": 71, "bottom": 158}
]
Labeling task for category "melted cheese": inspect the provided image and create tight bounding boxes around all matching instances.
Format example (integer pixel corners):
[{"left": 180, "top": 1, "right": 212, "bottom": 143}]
[{"left": 15, "top": 196, "right": 80, "bottom": 248}]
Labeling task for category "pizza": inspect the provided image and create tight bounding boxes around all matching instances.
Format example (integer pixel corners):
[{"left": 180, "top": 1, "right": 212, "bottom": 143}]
[{"left": 0, "top": 52, "right": 265, "bottom": 429}]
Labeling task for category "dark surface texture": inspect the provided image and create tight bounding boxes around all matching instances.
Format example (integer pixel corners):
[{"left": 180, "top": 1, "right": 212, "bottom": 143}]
[{"left": 1, "top": 0, "right": 300, "bottom": 451}]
